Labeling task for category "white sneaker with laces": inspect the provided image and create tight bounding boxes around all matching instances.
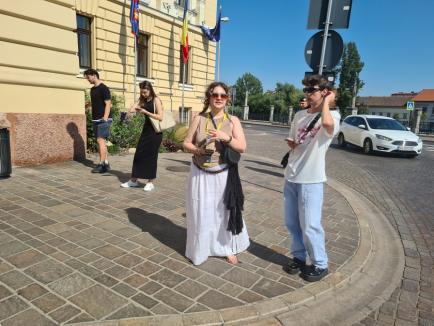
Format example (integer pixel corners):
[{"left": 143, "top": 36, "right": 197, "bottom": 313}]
[
  {"left": 121, "top": 180, "right": 139, "bottom": 188},
  {"left": 143, "top": 182, "right": 155, "bottom": 192}
]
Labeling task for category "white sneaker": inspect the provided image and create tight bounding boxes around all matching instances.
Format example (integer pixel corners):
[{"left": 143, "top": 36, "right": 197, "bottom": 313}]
[
  {"left": 121, "top": 180, "right": 139, "bottom": 188},
  {"left": 143, "top": 183, "right": 155, "bottom": 192}
]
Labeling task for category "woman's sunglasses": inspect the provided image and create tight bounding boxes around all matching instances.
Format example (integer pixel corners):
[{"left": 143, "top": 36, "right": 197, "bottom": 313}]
[{"left": 210, "top": 93, "right": 229, "bottom": 99}]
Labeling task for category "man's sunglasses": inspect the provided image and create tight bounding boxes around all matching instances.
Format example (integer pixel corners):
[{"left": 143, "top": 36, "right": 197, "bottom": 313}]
[
  {"left": 303, "top": 87, "right": 323, "bottom": 93},
  {"left": 210, "top": 93, "right": 229, "bottom": 99}
]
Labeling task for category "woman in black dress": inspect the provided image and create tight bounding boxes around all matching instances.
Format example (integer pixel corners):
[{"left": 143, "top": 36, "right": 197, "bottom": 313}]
[{"left": 121, "top": 81, "right": 163, "bottom": 191}]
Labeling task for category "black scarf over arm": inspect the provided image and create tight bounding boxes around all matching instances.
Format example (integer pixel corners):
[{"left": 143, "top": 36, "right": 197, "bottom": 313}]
[{"left": 209, "top": 114, "right": 244, "bottom": 235}]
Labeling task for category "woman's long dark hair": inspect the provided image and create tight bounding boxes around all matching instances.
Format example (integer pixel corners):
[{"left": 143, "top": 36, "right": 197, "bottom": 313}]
[
  {"left": 200, "top": 81, "right": 231, "bottom": 115},
  {"left": 138, "top": 80, "right": 157, "bottom": 106}
]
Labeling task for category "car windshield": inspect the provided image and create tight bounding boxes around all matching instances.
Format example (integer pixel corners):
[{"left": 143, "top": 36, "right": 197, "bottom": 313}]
[{"left": 366, "top": 118, "right": 407, "bottom": 131}]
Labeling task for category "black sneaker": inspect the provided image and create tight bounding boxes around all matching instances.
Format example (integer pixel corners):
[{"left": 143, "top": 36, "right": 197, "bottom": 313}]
[
  {"left": 300, "top": 265, "right": 328, "bottom": 282},
  {"left": 91, "top": 164, "right": 104, "bottom": 173},
  {"left": 91, "top": 163, "right": 109, "bottom": 173},
  {"left": 284, "top": 257, "right": 306, "bottom": 275}
]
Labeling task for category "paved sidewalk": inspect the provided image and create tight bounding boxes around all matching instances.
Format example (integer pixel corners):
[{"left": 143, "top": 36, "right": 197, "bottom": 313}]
[{"left": 0, "top": 152, "right": 381, "bottom": 325}]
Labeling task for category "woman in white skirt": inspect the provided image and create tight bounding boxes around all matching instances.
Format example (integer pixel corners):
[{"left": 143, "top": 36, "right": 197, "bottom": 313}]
[{"left": 183, "top": 82, "right": 250, "bottom": 265}]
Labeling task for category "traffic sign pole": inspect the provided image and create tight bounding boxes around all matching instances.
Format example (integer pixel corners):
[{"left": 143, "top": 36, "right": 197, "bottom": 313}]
[{"left": 318, "top": 0, "right": 333, "bottom": 74}]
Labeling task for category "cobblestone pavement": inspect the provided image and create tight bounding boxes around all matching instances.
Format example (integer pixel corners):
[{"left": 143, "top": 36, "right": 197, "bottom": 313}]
[
  {"left": 0, "top": 152, "right": 358, "bottom": 325},
  {"left": 244, "top": 123, "right": 433, "bottom": 326},
  {"left": 327, "top": 147, "right": 434, "bottom": 326}
]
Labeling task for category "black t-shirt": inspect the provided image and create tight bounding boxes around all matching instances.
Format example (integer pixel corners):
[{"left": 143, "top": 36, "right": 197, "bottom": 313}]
[{"left": 90, "top": 83, "right": 112, "bottom": 120}]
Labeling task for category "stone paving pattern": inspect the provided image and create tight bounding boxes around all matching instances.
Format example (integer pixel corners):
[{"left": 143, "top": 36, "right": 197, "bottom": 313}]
[
  {"left": 327, "top": 150, "right": 434, "bottom": 326},
  {"left": 0, "top": 153, "right": 358, "bottom": 325}
]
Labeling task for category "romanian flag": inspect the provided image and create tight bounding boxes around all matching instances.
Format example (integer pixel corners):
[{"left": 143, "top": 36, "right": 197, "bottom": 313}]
[
  {"left": 130, "top": 0, "right": 139, "bottom": 37},
  {"left": 181, "top": 0, "right": 189, "bottom": 63}
]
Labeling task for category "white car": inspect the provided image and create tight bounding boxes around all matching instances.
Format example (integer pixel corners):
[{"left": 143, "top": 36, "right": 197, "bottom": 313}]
[{"left": 338, "top": 115, "right": 423, "bottom": 157}]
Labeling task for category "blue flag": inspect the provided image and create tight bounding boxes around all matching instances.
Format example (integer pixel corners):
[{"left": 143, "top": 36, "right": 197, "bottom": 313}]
[
  {"left": 130, "top": 0, "right": 139, "bottom": 36},
  {"left": 201, "top": 10, "right": 221, "bottom": 42}
]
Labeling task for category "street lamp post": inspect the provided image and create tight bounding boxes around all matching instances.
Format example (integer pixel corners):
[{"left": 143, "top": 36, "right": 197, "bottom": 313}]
[
  {"left": 242, "top": 77, "right": 249, "bottom": 120},
  {"left": 217, "top": 16, "right": 229, "bottom": 81}
]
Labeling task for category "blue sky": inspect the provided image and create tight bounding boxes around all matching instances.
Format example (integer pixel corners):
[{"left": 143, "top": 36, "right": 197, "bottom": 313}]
[{"left": 217, "top": 0, "right": 434, "bottom": 96}]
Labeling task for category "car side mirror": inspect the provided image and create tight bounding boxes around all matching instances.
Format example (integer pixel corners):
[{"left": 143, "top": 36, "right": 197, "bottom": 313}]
[
  {"left": 358, "top": 124, "right": 367, "bottom": 130},
  {"left": 406, "top": 127, "right": 410, "bottom": 131}
]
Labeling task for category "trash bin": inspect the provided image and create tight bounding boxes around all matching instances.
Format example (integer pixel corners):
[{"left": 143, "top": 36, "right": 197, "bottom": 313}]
[{"left": 0, "top": 128, "right": 12, "bottom": 177}]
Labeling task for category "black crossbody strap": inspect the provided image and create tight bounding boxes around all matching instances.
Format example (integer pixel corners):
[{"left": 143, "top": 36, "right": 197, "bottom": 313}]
[
  {"left": 209, "top": 113, "right": 218, "bottom": 129},
  {"left": 305, "top": 113, "right": 321, "bottom": 132}
]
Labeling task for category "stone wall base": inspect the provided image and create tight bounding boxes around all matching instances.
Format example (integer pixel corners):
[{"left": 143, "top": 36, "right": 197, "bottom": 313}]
[{"left": 6, "top": 113, "right": 86, "bottom": 166}]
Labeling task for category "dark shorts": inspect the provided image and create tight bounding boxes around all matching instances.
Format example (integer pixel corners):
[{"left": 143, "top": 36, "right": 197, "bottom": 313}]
[{"left": 92, "top": 120, "right": 112, "bottom": 139}]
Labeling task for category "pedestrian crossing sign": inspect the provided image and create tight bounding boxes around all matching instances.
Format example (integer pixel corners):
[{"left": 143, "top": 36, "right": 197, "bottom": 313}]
[{"left": 406, "top": 101, "right": 415, "bottom": 111}]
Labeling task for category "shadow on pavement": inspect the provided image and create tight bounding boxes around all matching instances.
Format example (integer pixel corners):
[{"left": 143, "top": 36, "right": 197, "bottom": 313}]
[
  {"left": 244, "top": 166, "right": 284, "bottom": 178},
  {"left": 163, "top": 158, "right": 191, "bottom": 166},
  {"left": 126, "top": 207, "right": 289, "bottom": 267},
  {"left": 126, "top": 207, "right": 186, "bottom": 256},
  {"left": 330, "top": 144, "right": 417, "bottom": 159},
  {"left": 244, "top": 159, "right": 282, "bottom": 169}
]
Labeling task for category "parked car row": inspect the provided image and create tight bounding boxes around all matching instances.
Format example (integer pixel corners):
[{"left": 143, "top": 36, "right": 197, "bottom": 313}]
[{"left": 338, "top": 115, "right": 423, "bottom": 158}]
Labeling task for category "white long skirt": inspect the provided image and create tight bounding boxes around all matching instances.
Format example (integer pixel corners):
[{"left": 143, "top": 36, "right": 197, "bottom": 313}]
[{"left": 185, "top": 162, "right": 250, "bottom": 265}]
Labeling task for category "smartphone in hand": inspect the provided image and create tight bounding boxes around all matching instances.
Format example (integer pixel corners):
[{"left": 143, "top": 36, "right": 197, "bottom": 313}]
[{"left": 285, "top": 137, "right": 294, "bottom": 142}]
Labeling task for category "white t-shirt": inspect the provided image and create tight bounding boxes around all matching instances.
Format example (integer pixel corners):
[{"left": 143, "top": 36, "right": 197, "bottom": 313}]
[{"left": 284, "top": 109, "right": 341, "bottom": 184}]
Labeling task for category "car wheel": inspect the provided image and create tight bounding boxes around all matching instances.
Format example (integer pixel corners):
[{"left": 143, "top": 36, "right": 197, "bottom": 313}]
[
  {"left": 338, "top": 133, "right": 346, "bottom": 147},
  {"left": 363, "top": 138, "right": 373, "bottom": 154}
]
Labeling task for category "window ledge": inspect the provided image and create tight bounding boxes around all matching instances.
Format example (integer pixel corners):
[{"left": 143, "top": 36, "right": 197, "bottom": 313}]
[
  {"left": 76, "top": 68, "right": 87, "bottom": 78},
  {"left": 136, "top": 76, "right": 155, "bottom": 84},
  {"left": 179, "top": 83, "right": 194, "bottom": 91}
]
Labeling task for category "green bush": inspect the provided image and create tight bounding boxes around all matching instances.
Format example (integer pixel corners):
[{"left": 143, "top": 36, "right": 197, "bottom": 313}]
[
  {"left": 228, "top": 106, "right": 243, "bottom": 119},
  {"left": 160, "top": 123, "right": 187, "bottom": 152}
]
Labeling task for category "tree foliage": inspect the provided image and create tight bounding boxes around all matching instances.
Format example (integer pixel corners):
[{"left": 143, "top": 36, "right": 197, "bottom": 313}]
[
  {"left": 231, "top": 74, "right": 304, "bottom": 119},
  {"left": 336, "top": 42, "right": 364, "bottom": 112},
  {"left": 233, "top": 73, "right": 263, "bottom": 107}
]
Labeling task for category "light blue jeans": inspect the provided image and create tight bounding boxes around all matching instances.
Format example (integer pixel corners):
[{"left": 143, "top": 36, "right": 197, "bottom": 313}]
[{"left": 283, "top": 180, "right": 328, "bottom": 269}]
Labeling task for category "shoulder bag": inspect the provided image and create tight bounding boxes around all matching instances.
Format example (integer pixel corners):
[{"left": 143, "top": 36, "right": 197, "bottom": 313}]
[{"left": 149, "top": 99, "right": 176, "bottom": 133}]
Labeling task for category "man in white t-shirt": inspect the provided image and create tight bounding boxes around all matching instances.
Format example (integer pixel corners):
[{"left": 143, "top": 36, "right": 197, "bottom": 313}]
[{"left": 283, "top": 75, "right": 340, "bottom": 282}]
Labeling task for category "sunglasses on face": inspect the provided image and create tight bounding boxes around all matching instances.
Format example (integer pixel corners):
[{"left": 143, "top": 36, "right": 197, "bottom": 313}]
[
  {"left": 210, "top": 93, "right": 229, "bottom": 99},
  {"left": 303, "top": 87, "right": 323, "bottom": 94}
]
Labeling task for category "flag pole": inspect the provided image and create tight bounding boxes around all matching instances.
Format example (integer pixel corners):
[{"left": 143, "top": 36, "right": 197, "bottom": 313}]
[
  {"left": 217, "top": 40, "right": 221, "bottom": 81},
  {"left": 182, "top": 62, "right": 186, "bottom": 123},
  {"left": 134, "top": 36, "right": 137, "bottom": 102}
]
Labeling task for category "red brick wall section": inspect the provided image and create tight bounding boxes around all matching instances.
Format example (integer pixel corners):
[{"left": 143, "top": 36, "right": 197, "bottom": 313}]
[{"left": 6, "top": 113, "right": 86, "bottom": 166}]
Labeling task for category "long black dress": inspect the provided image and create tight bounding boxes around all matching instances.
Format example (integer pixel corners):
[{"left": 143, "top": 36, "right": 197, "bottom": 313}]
[{"left": 131, "top": 99, "right": 163, "bottom": 179}]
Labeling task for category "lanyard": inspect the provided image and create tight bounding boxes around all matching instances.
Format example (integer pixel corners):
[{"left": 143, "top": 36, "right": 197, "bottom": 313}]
[{"left": 205, "top": 112, "right": 228, "bottom": 134}]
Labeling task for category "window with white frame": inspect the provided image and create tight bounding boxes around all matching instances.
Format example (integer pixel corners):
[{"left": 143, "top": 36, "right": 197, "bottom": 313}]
[
  {"left": 179, "top": 107, "right": 190, "bottom": 124},
  {"left": 76, "top": 14, "right": 92, "bottom": 69},
  {"left": 137, "top": 33, "right": 149, "bottom": 77}
]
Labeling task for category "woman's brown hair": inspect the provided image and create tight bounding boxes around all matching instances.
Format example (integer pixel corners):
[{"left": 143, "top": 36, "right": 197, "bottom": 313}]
[
  {"left": 200, "top": 81, "right": 231, "bottom": 115},
  {"left": 138, "top": 80, "right": 157, "bottom": 106}
]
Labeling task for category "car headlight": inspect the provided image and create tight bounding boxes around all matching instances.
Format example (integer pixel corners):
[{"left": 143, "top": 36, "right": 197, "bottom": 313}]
[{"left": 375, "top": 134, "right": 393, "bottom": 141}]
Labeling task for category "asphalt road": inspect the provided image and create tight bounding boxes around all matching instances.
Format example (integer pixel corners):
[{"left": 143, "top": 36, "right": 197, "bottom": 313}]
[{"left": 242, "top": 122, "right": 434, "bottom": 215}]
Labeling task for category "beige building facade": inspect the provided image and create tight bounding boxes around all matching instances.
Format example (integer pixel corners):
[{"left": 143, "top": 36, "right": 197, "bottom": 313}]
[{"left": 0, "top": 0, "right": 217, "bottom": 166}]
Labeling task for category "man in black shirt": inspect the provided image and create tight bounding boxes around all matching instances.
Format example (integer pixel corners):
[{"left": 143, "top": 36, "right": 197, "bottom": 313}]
[{"left": 84, "top": 69, "right": 112, "bottom": 173}]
